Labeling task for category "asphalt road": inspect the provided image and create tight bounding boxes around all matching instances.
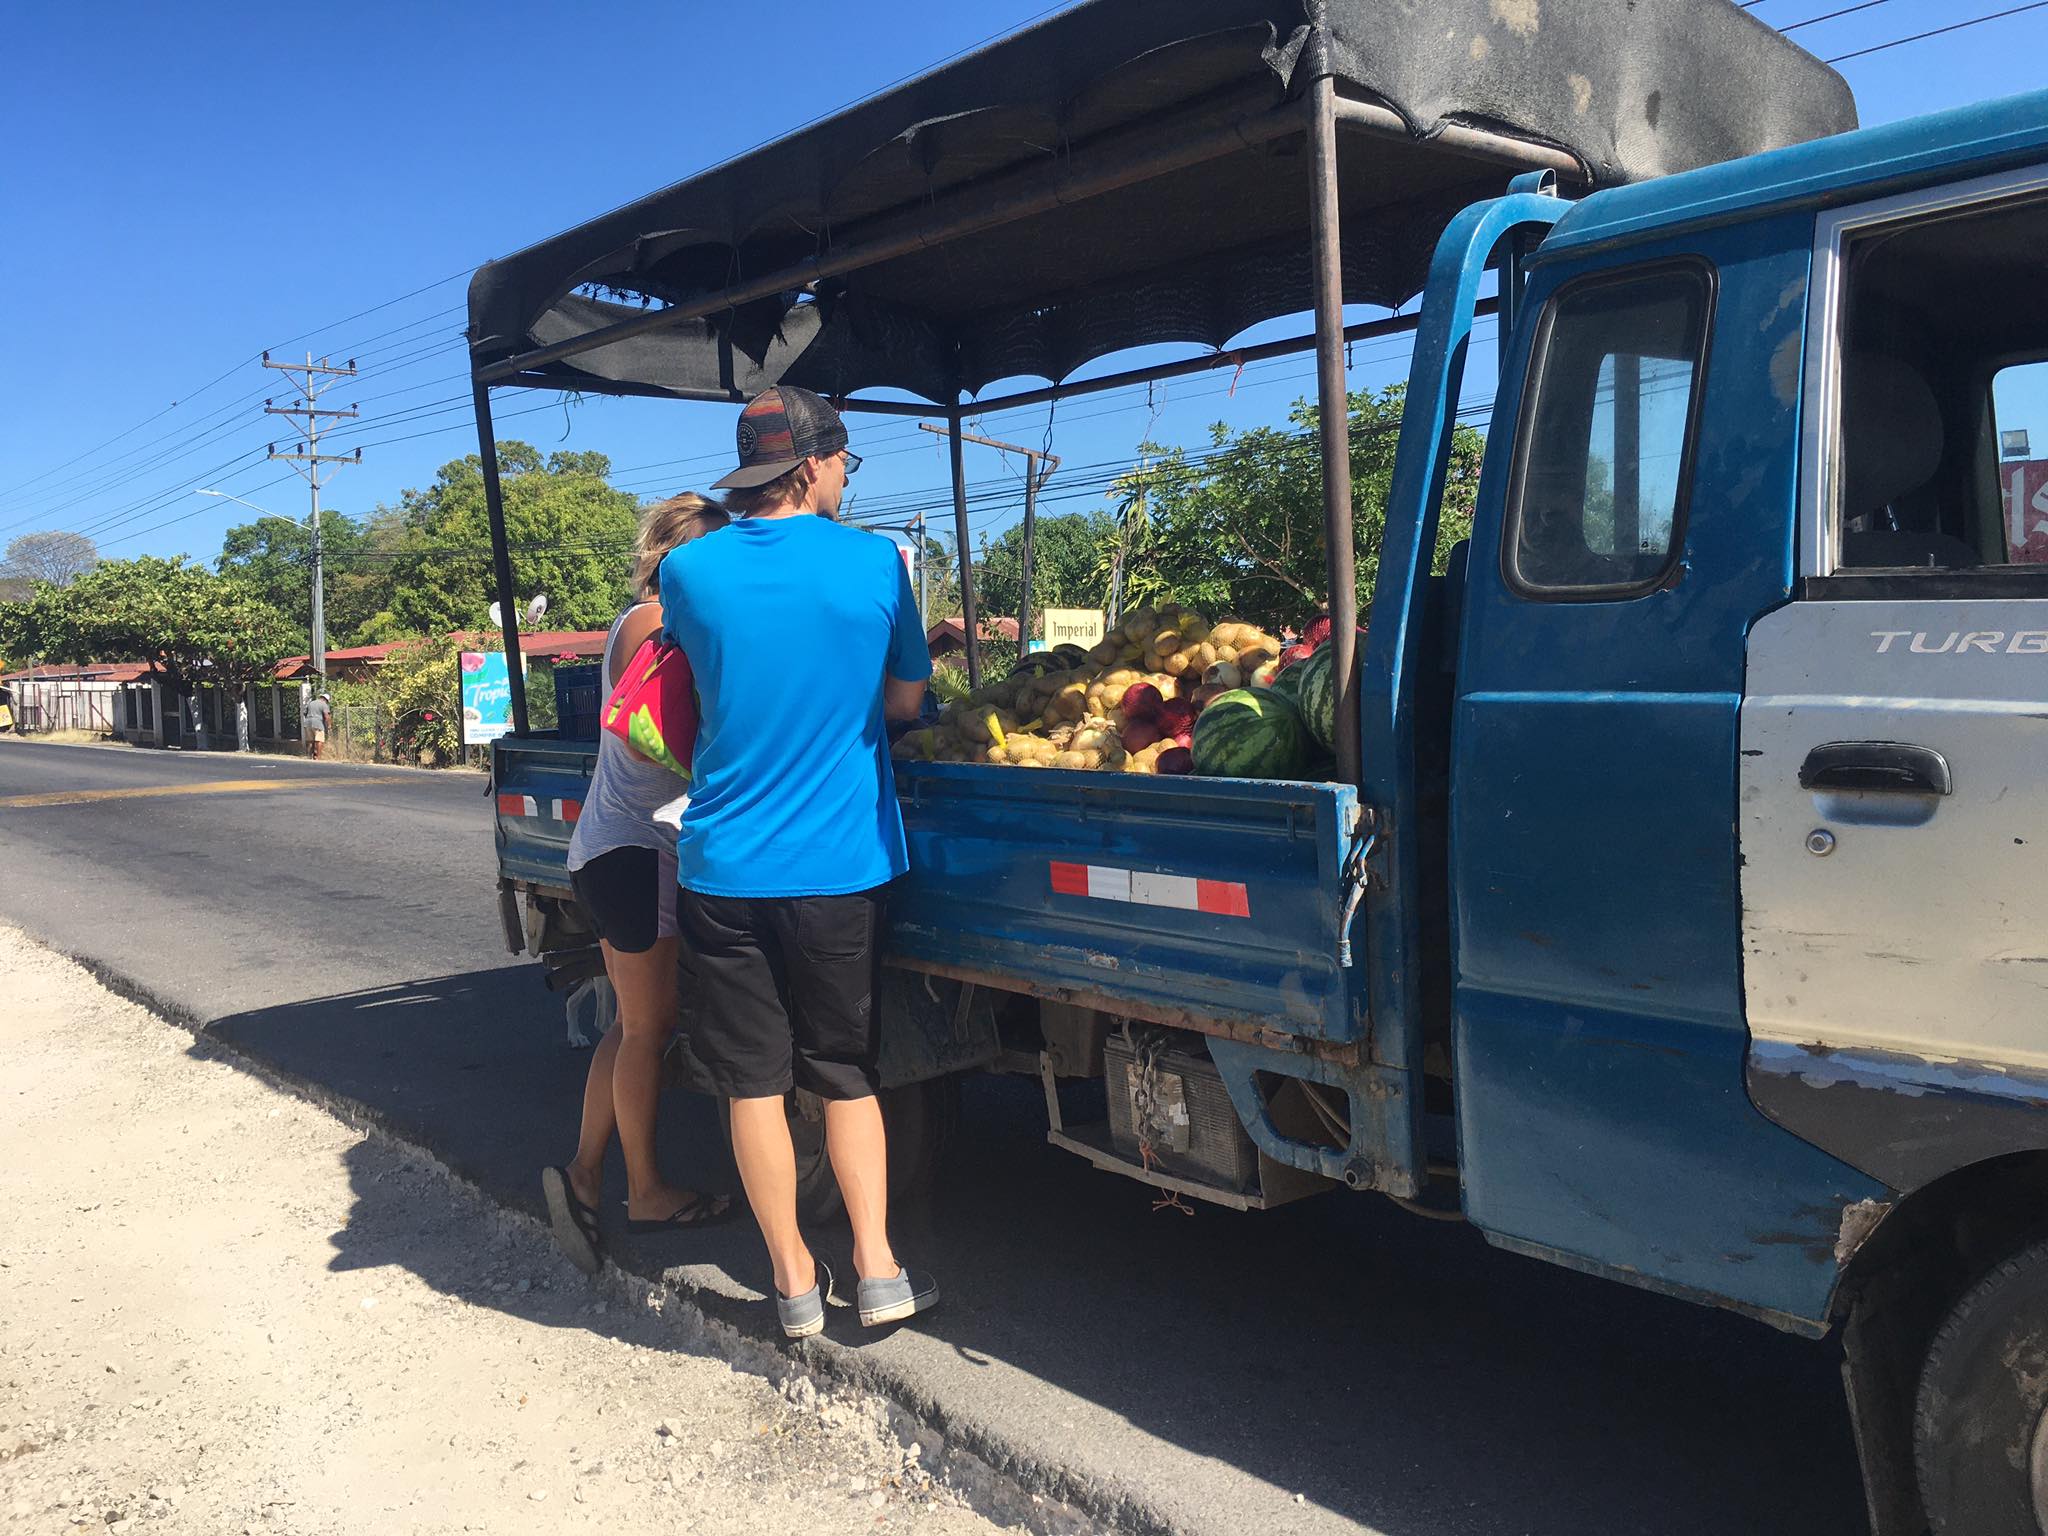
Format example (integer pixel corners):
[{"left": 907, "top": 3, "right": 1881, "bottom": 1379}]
[{"left": 0, "top": 737, "right": 1871, "bottom": 1536}]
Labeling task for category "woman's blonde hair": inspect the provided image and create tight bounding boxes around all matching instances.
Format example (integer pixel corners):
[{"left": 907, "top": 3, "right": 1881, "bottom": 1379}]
[{"left": 633, "top": 491, "right": 729, "bottom": 596}]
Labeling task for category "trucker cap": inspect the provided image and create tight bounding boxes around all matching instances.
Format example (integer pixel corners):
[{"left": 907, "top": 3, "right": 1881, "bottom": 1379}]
[{"left": 711, "top": 385, "right": 849, "bottom": 490}]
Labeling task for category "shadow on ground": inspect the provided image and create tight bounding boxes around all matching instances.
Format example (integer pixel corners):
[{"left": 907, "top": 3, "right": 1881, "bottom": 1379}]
[{"left": 202, "top": 970, "right": 1868, "bottom": 1536}]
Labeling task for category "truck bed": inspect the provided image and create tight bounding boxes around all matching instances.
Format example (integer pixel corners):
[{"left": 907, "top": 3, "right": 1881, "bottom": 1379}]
[
  {"left": 496, "top": 738, "right": 1369, "bottom": 1049},
  {"left": 890, "top": 762, "right": 1367, "bottom": 1047}
]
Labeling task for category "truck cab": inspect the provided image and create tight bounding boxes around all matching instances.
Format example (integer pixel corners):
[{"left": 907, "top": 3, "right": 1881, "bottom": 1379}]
[{"left": 1441, "top": 96, "right": 2048, "bottom": 1532}]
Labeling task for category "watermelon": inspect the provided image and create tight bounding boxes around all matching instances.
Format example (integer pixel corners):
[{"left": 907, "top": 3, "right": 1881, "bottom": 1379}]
[
  {"left": 1290, "top": 642, "right": 1338, "bottom": 751},
  {"left": 1302, "top": 615, "right": 1334, "bottom": 648},
  {"left": 1191, "top": 687, "right": 1309, "bottom": 779},
  {"left": 1009, "top": 650, "right": 1067, "bottom": 679}
]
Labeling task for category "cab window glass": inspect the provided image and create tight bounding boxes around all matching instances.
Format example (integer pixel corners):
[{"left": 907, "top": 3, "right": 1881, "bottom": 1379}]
[
  {"left": 1508, "top": 266, "right": 1711, "bottom": 597},
  {"left": 1992, "top": 360, "right": 2048, "bottom": 566},
  {"left": 1836, "top": 191, "right": 2048, "bottom": 572}
]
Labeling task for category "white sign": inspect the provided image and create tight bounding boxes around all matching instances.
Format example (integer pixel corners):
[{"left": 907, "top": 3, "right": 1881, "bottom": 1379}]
[{"left": 1042, "top": 608, "right": 1106, "bottom": 649}]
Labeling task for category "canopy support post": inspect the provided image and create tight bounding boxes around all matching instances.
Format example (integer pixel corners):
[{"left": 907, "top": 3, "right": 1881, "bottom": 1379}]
[
  {"left": 1307, "top": 72, "right": 1361, "bottom": 790},
  {"left": 946, "top": 405, "right": 980, "bottom": 689},
  {"left": 472, "top": 376, "right": 529, "bottom": 737},
  {"left": 1019, "top": 459, "right": 1037, "bottom": 664}
]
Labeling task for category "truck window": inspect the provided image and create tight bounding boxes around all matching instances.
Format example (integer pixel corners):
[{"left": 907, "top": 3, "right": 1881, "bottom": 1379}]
[
  {"left": 1993, "top": 359, "right": 2048, "bottom": 565},
  {"left": 1506, "top": 264, "right": 1711, "bottom": 598},
  {"left": 1834, "top": 186, "right": 2048, "bottom": 575}
]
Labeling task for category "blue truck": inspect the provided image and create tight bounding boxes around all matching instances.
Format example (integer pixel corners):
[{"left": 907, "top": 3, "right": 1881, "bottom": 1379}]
[{"left": 473, "top": 4, "right": 2048, "bottom": 1529}]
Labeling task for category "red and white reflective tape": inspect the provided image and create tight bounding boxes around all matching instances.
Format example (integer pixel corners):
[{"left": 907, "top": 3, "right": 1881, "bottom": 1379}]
[
  {"left": 1048, "top": 861, "right": 1251, "bottom": 918},
  {"left": 496, "top": 793, "right": 582, "bottom": 823}
]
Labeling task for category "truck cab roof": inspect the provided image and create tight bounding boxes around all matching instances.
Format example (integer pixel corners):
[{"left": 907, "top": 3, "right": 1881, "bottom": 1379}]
[{"left": 1540, "top": 86, "right": 2048, "bottom": 259}]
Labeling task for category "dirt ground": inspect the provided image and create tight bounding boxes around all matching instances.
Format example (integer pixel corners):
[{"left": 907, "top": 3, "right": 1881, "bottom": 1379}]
[{"left": 0, "top": 927, "right": 1034, "bottom": 1535}]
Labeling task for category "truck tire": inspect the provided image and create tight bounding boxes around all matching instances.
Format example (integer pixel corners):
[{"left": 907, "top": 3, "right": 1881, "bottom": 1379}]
[
  {"left": 723, "top": 1075, "right": 959, "bottom": 1229},
  {"left": 1915, "top": 1236, "right": 2048, "bottom": 1533}
]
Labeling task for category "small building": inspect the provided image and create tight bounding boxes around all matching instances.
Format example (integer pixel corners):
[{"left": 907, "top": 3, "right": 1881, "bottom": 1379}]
[
  {"left": 925, "top": 616, "right": 1020, "bottom": 660},
  {"left": 273, "top": 629, "right": 609, "bottom": 682},
  {"left": 0, "top": 662, "right": 152, "bottom": 738}
]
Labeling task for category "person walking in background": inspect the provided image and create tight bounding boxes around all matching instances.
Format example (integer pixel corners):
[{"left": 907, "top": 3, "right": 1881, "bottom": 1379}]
[
  {"left": 541, "top": 493, "right": 735, "bottom": 1275},
  {"left": 662, "top": 386, "right": 935, "bottom": 1338},
  {"left": 235, "top": 693, "right": 252, "bottom": 753},
  {"left": 304, "top": 691, "right": 332, "bottom": 758}
]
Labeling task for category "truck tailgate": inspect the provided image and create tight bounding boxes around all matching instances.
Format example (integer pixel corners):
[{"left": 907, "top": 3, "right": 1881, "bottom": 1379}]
[
  {"left": 891, "top": 764, "right": 1366, "bottom": 1044},
  {"left": 493, "top": 736, "right": 593, "bottom": 891}
]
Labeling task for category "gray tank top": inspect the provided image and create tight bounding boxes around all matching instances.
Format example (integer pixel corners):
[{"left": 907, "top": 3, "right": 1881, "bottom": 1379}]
[{"left": 565, "top": 602, "right": 689, "bottom": 871}]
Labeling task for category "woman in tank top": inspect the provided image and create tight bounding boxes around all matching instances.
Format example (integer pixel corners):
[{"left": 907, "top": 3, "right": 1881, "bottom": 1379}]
[{"left": 542, "top": 493, "right": 733, "bottom": 1273}]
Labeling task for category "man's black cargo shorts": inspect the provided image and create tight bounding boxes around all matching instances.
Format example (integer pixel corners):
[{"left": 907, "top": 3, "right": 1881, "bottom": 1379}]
[{"left": 674, "top": 886, "right": 885, "bottom": 1101}]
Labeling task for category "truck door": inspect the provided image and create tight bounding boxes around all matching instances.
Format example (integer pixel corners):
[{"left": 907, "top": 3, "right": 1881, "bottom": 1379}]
[
  {"left": 1742, "top": 168, "right": 2048, "bottom": 1193},
  {"left": 1449, "top": 213, "right": 1885, "bottom": 1330}
]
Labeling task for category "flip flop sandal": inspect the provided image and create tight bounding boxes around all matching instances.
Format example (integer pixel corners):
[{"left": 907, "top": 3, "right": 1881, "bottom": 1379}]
[
  {"left": 542, "top": 1166, "right": 604, "bottom": 1276},
  {"left": 625, "top": 1191, "right": 737, "bottom": 1235}
]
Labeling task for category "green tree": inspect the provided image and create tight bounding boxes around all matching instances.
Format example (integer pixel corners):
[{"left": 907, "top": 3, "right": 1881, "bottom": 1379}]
[
  {"left": 378, "top": 443, "right": 640, "bottom": 637},
  {"left": 216, "top": 509, "right": 403, "bottom": 647},
  {"left": 0, "top": 557, "right": 297, "bottom": 703},
  {"left": 1097, "top": 385, "right": 1484, "bottom": 634},
  {"left": 326, "top": 633, "right": 471, "bottom": 765},
  {"left": 973, "top": 511, "right": 1116, "bottom": 637}
]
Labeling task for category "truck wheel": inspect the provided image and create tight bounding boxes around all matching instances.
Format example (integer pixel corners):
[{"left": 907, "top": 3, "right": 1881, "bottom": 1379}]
[
  {"left": 1915, "top": 1236, "right": 2048, "bottom": 1533},
  {"left": 722, "top": 1076, "right": 959, "bottom": 1229}
]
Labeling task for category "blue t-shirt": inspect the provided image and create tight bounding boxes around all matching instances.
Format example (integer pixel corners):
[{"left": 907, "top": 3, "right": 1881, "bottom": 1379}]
[{"left": 659, "top": 515, "right": 932, "bottom": 898}]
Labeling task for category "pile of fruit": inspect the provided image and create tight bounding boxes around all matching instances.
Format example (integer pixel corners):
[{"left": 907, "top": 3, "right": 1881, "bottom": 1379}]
[{"left": 894, "top": 605, "right": 1349, "bottom": 781}]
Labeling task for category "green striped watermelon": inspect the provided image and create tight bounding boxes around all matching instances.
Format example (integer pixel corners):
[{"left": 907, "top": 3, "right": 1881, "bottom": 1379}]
[
  {"left": 1191, "top": 687, "right": 1309, "bottom": 779},
  {"left": 1290, "top": 642, "right": 1338, "bottom": 751}
]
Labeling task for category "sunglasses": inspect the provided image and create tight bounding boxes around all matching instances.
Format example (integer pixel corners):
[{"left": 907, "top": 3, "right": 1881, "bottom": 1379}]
[{"left": 839, "top": 449, "right": 863, "bottom": 475}]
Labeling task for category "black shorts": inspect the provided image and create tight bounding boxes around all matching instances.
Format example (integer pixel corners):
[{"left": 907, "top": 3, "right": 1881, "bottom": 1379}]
[
  {"left": 675, "top": 887, "right": 885, "bottom": 1101},
  {"left": 569, "top": 845, "right": 674, "bottom": 955}
]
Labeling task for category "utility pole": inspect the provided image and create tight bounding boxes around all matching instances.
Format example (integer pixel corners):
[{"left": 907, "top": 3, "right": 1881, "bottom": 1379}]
[
  {"left": 263, "top": 351, "right": 360, "bottom": 681},
  {"left": 912, "top": 509, "right": 929, "bottom": 617},
  {"left": 917, "top": 422, "right": 1060, "bottom": 659}
]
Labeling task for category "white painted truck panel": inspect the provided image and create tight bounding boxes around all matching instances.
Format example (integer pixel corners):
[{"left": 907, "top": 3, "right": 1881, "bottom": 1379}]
[{"left": 1740, "top": 599, "right": 2048, "bottom": 1068}]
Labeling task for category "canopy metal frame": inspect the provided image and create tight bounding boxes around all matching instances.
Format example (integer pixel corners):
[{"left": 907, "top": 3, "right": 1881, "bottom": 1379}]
[{"left": 471, "top": 57, "right": 1575, "bottom": 781}]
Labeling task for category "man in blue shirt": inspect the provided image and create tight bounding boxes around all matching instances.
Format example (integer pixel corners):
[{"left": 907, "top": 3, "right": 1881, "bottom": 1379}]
[{"left": 661, "top": 385, "right": 936, "bottom": 1337}]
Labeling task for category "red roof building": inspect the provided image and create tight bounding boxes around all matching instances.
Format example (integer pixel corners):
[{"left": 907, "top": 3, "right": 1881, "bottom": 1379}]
[
  {"left": 273, "top": 629, "right": 609, "bottom": 680},
  {"left": 924, "top": 615, "right": 1020, "bottom": 659}
]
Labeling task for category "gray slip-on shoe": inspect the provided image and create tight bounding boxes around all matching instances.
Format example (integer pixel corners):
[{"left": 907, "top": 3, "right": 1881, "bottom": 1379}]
[
  {"left": 777, "top": 1261, "right": 831, "bottom": 1339},
  {"left": 856, "top": 1267, "right": 939, "bottom": 1327}
]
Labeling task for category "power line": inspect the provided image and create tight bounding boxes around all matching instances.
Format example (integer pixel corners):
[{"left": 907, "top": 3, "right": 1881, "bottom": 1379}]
[
  {"left": 1781, "top": 0, "right": 1891, "bottom": 32},
  {"left": 1827, "top": 1, "right": 2048, "bottom": 60},
  {"left": 262, "top": 269, "right": 471, "bottom": 354},
  {"left": 0, "top": 324, "right": 466, "bottom": 532},
  {"left": 0, "top": 295, "right": 466, "bottom": 530}
]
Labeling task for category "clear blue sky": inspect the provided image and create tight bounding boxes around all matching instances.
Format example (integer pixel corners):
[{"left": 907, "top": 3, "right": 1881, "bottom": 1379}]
[{"left": 2, "top": 0, "right": 2044, "bottom": 578}]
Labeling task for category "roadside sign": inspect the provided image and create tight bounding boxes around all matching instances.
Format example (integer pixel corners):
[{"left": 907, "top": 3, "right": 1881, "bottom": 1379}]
[
  {"left": 1042, "top": 608, "right": 1106, "bottom": 650},
  {"left": 2001, "top": 459, "right": 2048, "bottom": 564},
  {"left": 460, "top": 651, "right": 516, "bottom": 746}
]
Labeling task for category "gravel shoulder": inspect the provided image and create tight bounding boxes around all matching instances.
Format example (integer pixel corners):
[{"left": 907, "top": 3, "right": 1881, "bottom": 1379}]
[{"left": 0, "top": 926, "right": 1037, "bottom": 1536}]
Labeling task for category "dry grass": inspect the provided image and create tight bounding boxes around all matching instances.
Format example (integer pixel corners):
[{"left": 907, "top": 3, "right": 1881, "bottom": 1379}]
[{"left": 20, "top": 727, "right": 122, "bottom": 747}]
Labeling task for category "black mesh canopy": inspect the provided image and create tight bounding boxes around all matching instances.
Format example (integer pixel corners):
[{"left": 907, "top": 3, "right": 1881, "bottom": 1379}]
[{"left": 467, "top": 0, "right": 1855, "bottom": 406}]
